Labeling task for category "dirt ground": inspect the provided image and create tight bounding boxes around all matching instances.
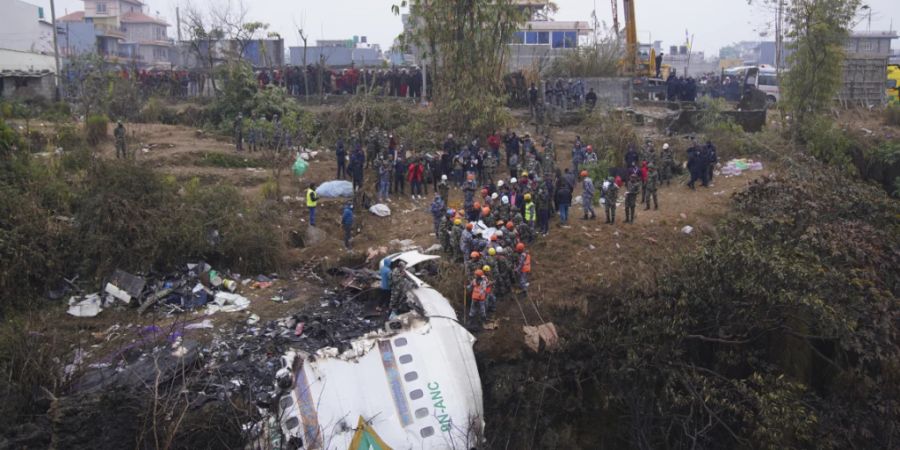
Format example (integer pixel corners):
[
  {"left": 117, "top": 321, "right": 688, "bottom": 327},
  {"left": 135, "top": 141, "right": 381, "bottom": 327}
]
[{"left": 14, "top": 110, "right": 778, "bottom": 371}]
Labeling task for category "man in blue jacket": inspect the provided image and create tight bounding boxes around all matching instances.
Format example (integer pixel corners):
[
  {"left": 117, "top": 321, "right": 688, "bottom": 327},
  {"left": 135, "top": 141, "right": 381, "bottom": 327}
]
[{"left": 341, "top": 202, "right": 354, "bottom": 249}]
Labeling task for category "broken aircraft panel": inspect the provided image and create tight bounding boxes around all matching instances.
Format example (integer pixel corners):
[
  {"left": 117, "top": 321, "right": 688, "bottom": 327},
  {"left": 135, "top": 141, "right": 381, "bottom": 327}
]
[{"left": 277, "top": 252, "right": 484, "bottom": 449}]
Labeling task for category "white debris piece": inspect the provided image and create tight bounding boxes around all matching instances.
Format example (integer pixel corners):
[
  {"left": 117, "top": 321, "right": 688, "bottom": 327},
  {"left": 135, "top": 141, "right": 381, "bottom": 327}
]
[
  {"left": 681, "top": 225, "right": 694, "bottom": 235},
  {"left": 185, "top": 319, "right": 215, "bottom": 330},
  {"left": 104, "top": 282, "right": 132, "bottom": 304},
  {"left": 369, "top": 203, "right": 391, "bottom": 217},
  {"left": 67, "top": 294, "right": 104, "bottom": 317},
  {"left": 206, "top": 292, "right": 251, "bottom": 314}
]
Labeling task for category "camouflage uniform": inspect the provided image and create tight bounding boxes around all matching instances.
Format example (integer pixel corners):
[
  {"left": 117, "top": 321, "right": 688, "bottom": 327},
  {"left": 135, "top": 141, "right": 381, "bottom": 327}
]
[
  {"left": 439, "top": 216, "right": 453, "bottom": 253},
  {"left": 483, "top": 153, "right": 497, "bottom": 186},
  {"left": 390, "top": 266, "right": 411, "bottom": 312},
  {"left": 449, "top": 224, "right": 463, "bottom": 261},
  {"left": 581, "top": 177, "right": 596, "bottom": 219},
  {"left": 465, "top": 256, "right": 482, "bottom": 278},
  {"left": 114, "top": 124, "right": 127, "bottom": 159},
  {"left": 460, "top": 229, "right": 474, "bottom": 262},
  {"left": 495, "top": 253, "right": 512, "bottom": 298},
  {"left": 661, "top": 147, "right": 675, "bottom": 186},
  {"left": 644, "top": 166, "right": 660, "bottom": 210},
  {"left": 517, "top": 222, "right": 535, "bottom": 245},
  {"left": 604, "top": 181, "right": 619, "bottom": 224},
  {"left": 624, "top": 177, "right": 640, "bottom": 223},
  {"left": 438, "top": 180, "right": 450, "bottom": 204}
]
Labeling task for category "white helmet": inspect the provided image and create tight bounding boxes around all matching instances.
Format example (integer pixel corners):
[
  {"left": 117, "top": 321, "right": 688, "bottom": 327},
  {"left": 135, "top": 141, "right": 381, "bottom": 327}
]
[
  {"left": 501, "top": 195, "right": 509, "bottom": 205},
  {"left": 491, "top": 192, "right": 499, "bottom": 200},
  {"left": 496, "top": 246, "right": 505, "bottom": 254},
  {"left": 663, "top": 143, "right": 670, "bottom": 150},
  {"left": 497, "top": 180, "right": 504, "bottom": 188},
  {"left": 510, "top": 177, "right": 517, "bottom": 184},
  {"left": 441, "top": 174, "right": 448, "bottom": 181},
  {"left": 495, "top": 230, "right": 504, "bottom": 237}
]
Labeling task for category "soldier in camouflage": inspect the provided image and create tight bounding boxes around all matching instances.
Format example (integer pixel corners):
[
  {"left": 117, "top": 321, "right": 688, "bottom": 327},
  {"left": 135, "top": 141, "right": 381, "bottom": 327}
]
[
  {"left": 644, "top": 163, "right": 660, "bottom": 210},
  {"left": 389, "top": 261, "right": 412, "bottom": 314},
  {"left": 660, "top": 143, "right": 674, "bottom": 186},
  {"left": 604, "top": 177, "right": 619, "bottom": 224},
  {"left": 624, "top": 173, "right": 640, "bottom": 223}
]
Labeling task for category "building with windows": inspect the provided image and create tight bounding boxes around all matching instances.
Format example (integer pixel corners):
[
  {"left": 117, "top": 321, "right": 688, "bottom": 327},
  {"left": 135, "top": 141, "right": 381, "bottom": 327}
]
[
  {"left": 840, "top": 31, "right": 897, "bottom": 105},
  {"left": 58, "top": 0, "right": 173, "bottom": 68},
  {"left": 0, "top": 0, "right": 58, "bottom": 99}
]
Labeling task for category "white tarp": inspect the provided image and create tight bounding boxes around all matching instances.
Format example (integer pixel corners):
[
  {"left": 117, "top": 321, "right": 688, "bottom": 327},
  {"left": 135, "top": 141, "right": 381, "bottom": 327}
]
[{"left": 315, "top": 180, "right": 353, "bottom": 198}]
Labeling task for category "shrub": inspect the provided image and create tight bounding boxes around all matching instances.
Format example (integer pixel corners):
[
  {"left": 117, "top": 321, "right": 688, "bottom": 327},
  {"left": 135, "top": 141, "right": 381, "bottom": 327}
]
[
  {"left": 84, "top": 114, "right": 108, "bottom": 145},
  {"left": 800, "top": 116, "right": 854, "bottom": 172}
]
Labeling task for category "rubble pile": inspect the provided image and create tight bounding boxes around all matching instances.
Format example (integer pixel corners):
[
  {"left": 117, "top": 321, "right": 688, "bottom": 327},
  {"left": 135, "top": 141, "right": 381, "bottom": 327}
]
[{"left": 64, "top": 263, "right": 285, "bottom": 318}]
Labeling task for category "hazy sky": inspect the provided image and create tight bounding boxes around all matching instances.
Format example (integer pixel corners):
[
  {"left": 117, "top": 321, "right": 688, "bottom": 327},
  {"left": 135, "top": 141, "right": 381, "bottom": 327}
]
[{"left": 41, "top": 0, "right": 899, "bottom": 57}]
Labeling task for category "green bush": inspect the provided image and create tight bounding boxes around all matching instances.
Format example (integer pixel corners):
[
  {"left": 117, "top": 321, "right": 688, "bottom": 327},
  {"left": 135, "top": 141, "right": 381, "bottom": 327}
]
[
  {"left": 84, "top": 114, "right": 108, "bottom": 145},
  {"left": 800, "top": 116, "right": 854, "bottom": 172},
  {"left": 139, "top": 97, "right": 179, "bottom": 124}
]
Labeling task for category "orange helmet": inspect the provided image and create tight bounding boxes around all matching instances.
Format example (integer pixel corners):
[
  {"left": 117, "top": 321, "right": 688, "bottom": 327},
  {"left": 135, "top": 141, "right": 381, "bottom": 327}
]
[
  {"left": 481, "top": 206, "right": 490, "bottom": 216},
  {"left": 466, "top": 222, "right": 474, "bottom": 230},
  {"left": 580, "top": 170, "right": 589, "bottom": 178},
  {"left": 516, "top": 243, "right": 525, "bottom": 252},
  {"left": 490, "top": 234, "right": 498, "bottom": 241},
  {"left": 506, "top": 221, "right": 514, "bottom": 230},
  {"left": 470, "top": 251, "right": 481, "bottom": 260},
  {"left": 475, "top": 269, "right": 484, "bottom": 277}
]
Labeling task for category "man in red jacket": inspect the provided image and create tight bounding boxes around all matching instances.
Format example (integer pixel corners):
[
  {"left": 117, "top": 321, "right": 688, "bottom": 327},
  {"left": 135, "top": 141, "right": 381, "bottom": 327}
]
[{"left": 407, "top": 158, "right": 425, "bottom": 199}]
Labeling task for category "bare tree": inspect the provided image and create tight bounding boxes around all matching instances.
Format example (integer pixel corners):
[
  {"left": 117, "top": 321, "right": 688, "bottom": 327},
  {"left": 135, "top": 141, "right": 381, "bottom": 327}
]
[{"left": 181, "top": 1, "right": 223, "bottom": 95}]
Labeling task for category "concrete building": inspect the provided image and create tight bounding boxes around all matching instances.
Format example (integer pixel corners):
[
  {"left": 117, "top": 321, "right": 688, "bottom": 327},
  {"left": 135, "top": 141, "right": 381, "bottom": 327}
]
[
  {"left": 508, "top": 20, "right": 593, "bottom": 72},
  {"left": 288, "top": 46, "right": 383, "bottom": 68},
  {"left": 840, "top": 31, "right": 897, "bottom": 105},
  {"left": 58, "top": 0, "right": 173, "bottom": 68},
  {"left": 0, "top": 0, "right": 58, "bottom": 99},
  {"left": 172, "top": 38, "right": 284, "bottom": 68},
  {"left": 0, "top": 0, "right": 56, "bottom": 54}
]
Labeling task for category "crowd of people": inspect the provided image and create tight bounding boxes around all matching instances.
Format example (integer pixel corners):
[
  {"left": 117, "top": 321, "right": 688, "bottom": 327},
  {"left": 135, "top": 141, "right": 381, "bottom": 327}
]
[{"left": 324, "top": 128, "right": 720, "bottom": 326}]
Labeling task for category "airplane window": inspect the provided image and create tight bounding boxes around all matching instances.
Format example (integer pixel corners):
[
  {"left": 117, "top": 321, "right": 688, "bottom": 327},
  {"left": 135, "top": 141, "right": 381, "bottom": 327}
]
[
  {"left": 395, "top": 337, "right": 408, "bottom": 347},
  {"left": 420, "top": 426, "right": 435, "bottom": 437},
  {"left": 399, "top": 354, "right": 413, "bottom": 364},
  {"left": 280, "top": 396, "right": 293, "bottom": 409},
  {"left": 415, "top": 408, "right": 429, "bottom": 418},
  {"left": 404, "top": 371, "right": 419, "bottom": 382},
  {"left": 285, "top": 417, "right": 300, "bottom": 429},
  {"left": 410, "top": 389, "right": 424, "bottom": 400}
]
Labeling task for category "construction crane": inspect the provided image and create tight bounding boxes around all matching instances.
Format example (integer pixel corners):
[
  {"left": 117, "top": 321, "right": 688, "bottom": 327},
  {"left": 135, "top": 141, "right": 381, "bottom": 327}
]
[
  {"left": 614, "top": 0, "right": 664, "bottom": 78},
  {"left": 622, "top": 0, "right": 638, "bottom": 75}
]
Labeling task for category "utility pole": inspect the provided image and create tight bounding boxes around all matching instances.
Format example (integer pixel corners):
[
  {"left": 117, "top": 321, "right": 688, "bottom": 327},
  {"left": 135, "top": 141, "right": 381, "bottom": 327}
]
[
  {"left": 176, "top": 7, "right": 183, "bottom": 42},
  {"left": 50, "top": 0, "right": 62, "bottom": 101}
]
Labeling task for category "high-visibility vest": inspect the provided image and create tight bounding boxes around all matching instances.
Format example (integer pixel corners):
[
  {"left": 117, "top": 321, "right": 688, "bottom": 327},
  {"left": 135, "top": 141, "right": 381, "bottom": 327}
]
[
  {"left": 521, "top": 253, "right": 531, "bottom": 273},
  {"left": 471, "top": 280, "right": 486, "bottom": 301},
  {"left": 306, "top": 188, "right": 318, "bottom": 207},
  {"left": 524, "top": 202, "right": 535, "bottom": 222}
]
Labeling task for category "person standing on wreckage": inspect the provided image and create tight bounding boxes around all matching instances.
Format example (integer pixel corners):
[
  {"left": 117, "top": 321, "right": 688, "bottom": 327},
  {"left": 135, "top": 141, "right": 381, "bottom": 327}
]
[{"left": 389, "top": 260, "right": 412, "bottom": 316}]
